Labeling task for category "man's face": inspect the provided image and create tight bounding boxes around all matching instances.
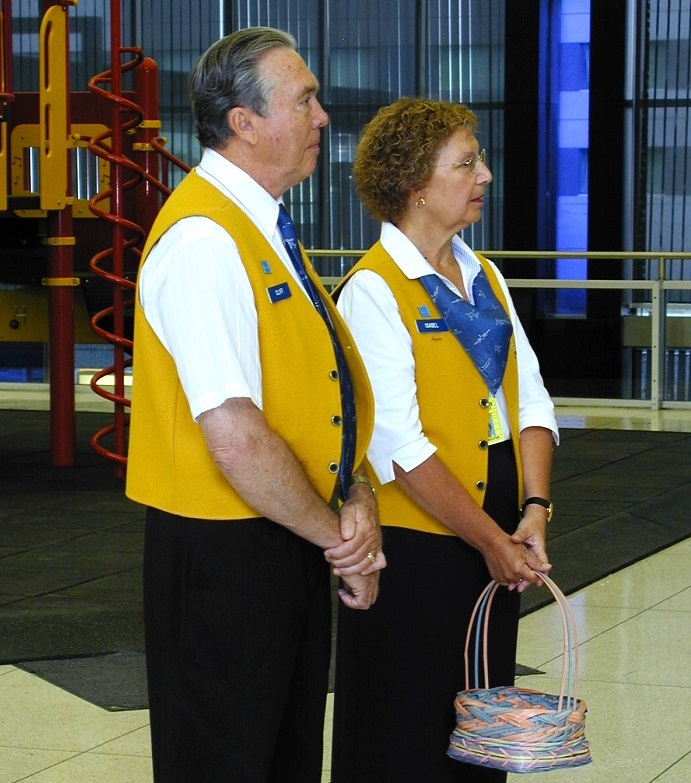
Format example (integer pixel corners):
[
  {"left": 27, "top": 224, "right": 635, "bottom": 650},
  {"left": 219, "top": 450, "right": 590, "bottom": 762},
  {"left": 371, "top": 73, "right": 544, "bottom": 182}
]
[{"left": 252, "top": 47, "right": 329, "bottom": 197}]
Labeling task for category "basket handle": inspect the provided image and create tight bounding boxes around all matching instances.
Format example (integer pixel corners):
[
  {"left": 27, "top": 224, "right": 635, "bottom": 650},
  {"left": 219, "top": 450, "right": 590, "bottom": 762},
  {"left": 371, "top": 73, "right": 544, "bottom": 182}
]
[{"left": 463, "top": 573, "right": 580, "bottom": 712}]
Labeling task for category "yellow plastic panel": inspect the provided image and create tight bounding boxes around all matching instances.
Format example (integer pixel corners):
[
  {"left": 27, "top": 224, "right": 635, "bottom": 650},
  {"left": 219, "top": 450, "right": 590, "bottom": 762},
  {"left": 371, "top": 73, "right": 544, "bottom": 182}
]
[
  {"left": 11, "top": 123, "right": 109, "bottom": 219},
  {"left": 0, "top": 288, "right": 107, "bottom": 343},
  {"left": 39, "top": 4, "right": 69, "bottom": 211},
  {"left": 0, "top": 289, "right": 51, "bottom": 342}
]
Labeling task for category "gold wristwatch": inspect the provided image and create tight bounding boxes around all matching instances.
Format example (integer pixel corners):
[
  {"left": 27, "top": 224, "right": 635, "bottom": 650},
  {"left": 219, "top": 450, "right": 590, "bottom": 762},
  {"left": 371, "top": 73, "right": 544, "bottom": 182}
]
[{"left": 520, "top": 496, "right": 553, "bottom": 523}]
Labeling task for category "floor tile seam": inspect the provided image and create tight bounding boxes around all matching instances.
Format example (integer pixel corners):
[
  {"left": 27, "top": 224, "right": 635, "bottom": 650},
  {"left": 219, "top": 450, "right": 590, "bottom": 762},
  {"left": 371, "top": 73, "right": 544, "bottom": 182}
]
[
  {"left": 650, "top": 604, "right": 691, "bottom": 614},
  {"left": 567, "top": 599, "right": 690, "bottom": 612},
  {"left": 43, "top": 571, "right": 145, "bottom": 595},
  {"left": 4, "top": 549, "right": 143, "bottom": 570},
  {"left": 1, "top": 647, "right": 146, "bottom": 667},
  {"left": 0, "top": 544, "right": 144, "bottom": 560},
  {"left": 565, "top": 675, "right": 691, "bottom": 690},
  {"left": 563, "top": 472, "right": 663, "bottom": 489},
  {"left": 0, "top": 530, "right": 138, "bottom": 554},
  {"left": 0, "top": 548, "right": 142, "bottom": 564},
  {"left": 550, "top": 438, "right": 690, "bottom": 482},
  {"left": 576, "top": 429, "right": 690, "bottom": 442},
  {"left": 546, "top": 523, "right": 689, "bottom": 553},
  {"left": 51, "top": 729, "right": 152, "bottom": 759},
  {"left": 543, "top": 563, "right": 690, "bottom": 607},
  {"left": 0, "top": 588, "right": 144, "bottom": 609},
  {"left": 642, "top": 579, "right": 691, "bottom": 604},
  {"left": 649, "top": 756, "right": 691, "bottom": 783},
  {"left": 518, "top": 545, "right": 687, "bottom": 608},
  {"left": 84, "top": 748, "right": 152, "bottom": 759},
  {"left": 551, "top": 468, "right": 682, "bottom": 491},
  {"left": 628, "top": 488, "right": 691, "bottom": 508},
  {"left": 575, "top": 597, "right": 691, "bottom": 635},
  {"left": 624, "top": 511, "right": 691, "bottom": 535},
  {"left": 0, "top": 501, "right": 133, "bottom": 511},
  {"left": 523, "top": 604, "right": 658, "bottom": 671},
  {"left": 0, "top": 742, "right": 103, "bottom": 761},
  {"left": 514, "top": 668, "right": 691, "bottom": 689},
  {"left": 3, "top": 745, "right": 138, "bottom": 780}
]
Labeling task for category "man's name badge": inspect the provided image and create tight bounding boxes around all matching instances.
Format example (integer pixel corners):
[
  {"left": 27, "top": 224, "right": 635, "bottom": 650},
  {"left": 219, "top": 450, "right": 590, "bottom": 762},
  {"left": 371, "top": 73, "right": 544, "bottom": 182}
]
[{"left": 267, "top": 282, "right": 291, "bottom": 303}]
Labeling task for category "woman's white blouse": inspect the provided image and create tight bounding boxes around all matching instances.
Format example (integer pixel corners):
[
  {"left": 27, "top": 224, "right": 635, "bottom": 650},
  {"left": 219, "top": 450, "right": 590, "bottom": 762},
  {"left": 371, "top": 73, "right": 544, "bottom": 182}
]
[{"left": 336, "top": 222, "right": 559, "bottom": 485}]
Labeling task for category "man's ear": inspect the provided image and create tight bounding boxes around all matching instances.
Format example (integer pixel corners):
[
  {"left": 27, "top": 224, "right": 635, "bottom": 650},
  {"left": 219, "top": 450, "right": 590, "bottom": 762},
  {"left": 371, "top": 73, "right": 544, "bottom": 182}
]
[{"left": 227, "top": 106, "right": 258, "bottom": 143}]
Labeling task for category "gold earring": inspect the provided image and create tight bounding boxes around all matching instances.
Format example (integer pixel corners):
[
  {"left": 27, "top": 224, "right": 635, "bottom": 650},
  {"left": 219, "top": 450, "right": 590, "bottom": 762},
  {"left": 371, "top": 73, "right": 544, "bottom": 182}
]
[{"left": 416, "top": 196, "right": 426, "bottom": 208}]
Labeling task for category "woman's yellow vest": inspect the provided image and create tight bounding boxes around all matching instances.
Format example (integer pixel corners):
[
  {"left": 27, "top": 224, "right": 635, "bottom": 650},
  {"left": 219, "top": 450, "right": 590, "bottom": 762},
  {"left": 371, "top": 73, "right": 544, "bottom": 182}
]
[
  {"left": 339, "top": 242, "right": 522, "bottom": 536},
  {"left": 126, "top": 170, "right": 374, "bottom": 520}
]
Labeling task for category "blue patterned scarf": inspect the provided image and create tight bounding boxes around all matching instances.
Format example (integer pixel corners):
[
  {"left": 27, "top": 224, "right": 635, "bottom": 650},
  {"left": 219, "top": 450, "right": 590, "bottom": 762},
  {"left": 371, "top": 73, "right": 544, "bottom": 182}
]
[{"left": 418, "top": 267, "right": 513, "bottom": 395}]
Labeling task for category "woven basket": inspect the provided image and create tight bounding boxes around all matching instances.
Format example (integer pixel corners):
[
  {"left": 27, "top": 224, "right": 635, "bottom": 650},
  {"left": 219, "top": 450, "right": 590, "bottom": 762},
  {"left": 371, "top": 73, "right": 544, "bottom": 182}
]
[{"left": 447, "top": 574, "right": 592, "bottom": 773}]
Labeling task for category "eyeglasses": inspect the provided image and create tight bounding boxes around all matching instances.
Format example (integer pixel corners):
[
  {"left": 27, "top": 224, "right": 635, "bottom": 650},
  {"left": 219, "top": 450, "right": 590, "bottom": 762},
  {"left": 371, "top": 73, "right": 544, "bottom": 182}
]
[{"left": 439, "top": 149, "right": 487, "bottom": 175}]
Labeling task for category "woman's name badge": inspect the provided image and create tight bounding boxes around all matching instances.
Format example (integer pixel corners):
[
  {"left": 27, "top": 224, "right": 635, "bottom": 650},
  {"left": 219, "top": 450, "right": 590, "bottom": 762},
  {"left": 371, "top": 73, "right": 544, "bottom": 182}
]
[
  {"left": 487, "top": 397, "right": 504, "bottom": 445},
  {"left": 416, "top": 319, "right": 449, "bottom": 333},
  {"left": 267, "top": 282, "right": 292, "bottom": 303}
]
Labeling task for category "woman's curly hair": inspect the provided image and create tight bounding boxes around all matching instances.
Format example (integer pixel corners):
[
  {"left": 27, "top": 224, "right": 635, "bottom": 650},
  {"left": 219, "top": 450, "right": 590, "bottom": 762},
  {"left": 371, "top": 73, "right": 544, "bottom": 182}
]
[{"left": 353, "top": 98, "right": 478, "bottom": 223}]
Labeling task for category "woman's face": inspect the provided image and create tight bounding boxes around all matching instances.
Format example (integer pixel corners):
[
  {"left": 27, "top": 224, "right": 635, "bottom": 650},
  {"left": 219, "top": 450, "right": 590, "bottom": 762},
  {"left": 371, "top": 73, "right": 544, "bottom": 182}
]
[{"left": 417, "top": 128, "right": 492, "bottom": 234}]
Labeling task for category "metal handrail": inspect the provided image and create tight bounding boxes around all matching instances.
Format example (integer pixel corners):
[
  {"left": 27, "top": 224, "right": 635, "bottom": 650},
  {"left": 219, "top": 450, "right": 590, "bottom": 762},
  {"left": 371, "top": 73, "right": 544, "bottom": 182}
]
[
  {"left": 308, "top": 248, "right": 691, "bottom": 410},
  {"left": 308, "top": 249, "right": 691, "bottom": 259}
]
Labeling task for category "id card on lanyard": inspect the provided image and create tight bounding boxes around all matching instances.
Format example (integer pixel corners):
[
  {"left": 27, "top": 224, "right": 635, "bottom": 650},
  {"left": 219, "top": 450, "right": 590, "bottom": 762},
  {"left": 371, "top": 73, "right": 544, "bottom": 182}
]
[{"left": 487, "top": 397, "right": 504, "bottom": 445}]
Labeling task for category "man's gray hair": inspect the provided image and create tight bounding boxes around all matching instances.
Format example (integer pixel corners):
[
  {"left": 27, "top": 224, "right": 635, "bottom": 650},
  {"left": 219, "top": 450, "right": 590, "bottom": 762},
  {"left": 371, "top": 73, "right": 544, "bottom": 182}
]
[{"left": 188, "top": 27, "right": 297, "bottom": 150}]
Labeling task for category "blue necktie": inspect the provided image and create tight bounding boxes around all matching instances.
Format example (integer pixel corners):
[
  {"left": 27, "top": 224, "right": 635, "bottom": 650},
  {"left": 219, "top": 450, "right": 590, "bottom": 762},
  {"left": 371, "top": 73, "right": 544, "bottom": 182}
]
[
  {"left": 277, "top": 204, "right": 356, "bottom": 500},
  {"left": 419, "top": 268, "right": 513, "bottom": 396}
]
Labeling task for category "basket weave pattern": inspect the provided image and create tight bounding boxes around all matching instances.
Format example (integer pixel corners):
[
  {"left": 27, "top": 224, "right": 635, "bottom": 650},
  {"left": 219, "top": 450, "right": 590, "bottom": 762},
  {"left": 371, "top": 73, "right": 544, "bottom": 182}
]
[{"left": 447, "top": 575, "right": 592, "bottom": 773}]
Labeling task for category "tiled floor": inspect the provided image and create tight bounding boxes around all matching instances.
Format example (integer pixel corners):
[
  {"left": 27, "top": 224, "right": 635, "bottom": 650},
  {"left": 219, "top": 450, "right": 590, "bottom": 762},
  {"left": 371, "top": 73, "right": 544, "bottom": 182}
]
[
  {"left": 0, "top": 400, "right": 689, "bottom": 782},
  {"left": 509, "top": 537, "right": 691, "bottom": 783},
  {"left": 1, "top": 538, "right": 688, "bottom": 783}
]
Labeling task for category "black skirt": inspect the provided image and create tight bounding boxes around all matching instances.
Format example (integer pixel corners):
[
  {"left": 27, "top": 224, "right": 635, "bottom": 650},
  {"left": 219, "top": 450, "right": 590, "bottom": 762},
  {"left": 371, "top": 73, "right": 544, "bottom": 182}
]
[{"left": 332, "top": 440, "right": 521, "bottom": 783}]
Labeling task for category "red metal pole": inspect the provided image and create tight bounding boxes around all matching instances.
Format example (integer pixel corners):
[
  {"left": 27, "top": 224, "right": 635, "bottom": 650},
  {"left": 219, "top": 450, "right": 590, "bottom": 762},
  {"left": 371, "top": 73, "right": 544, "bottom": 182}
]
[
  {"left": 47, "top": 210, "right": 75, "bottom": 466},
  {"left": 1, "top": 0, "right": 15, "bottom": 214},
  {"left": 109, "top": 0, "right": 127, "bottom": 471},
  {"left": 44, "top": 0, "right": 75, "bottom": 466},
  {"left": 1, "top": 0, "right": 14, "bottom": 103},
  {"left": 133, "top": 56, "right": 163, "bottom": 236}
]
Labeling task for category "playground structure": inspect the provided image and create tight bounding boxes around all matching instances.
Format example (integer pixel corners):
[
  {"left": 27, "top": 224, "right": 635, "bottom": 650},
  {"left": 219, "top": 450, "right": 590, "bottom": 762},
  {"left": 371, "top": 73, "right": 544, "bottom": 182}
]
[{"left": 0, "top": 0, "right": 189, "bottom": 470}]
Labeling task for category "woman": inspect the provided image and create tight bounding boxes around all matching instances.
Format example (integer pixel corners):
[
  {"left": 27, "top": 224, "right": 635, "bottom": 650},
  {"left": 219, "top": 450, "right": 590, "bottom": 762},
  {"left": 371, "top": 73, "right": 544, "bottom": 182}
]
[{"left": 331, "top": 98, "right": 559, "bottom": 782}]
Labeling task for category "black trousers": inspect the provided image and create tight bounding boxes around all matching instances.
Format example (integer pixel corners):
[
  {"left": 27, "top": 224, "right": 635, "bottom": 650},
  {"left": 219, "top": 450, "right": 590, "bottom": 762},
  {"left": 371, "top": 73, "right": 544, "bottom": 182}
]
[
  {"left": 332, "top": 440, "right": 521, "bottom": 783},
  {"left": 144, "top": 510, "right": 332, "bottom": 783}
]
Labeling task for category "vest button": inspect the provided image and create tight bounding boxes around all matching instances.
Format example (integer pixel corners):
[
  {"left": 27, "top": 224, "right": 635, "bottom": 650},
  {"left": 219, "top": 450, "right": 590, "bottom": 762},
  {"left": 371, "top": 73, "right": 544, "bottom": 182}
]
[
  {"left": 331, "top": 415, "right": 343, "bottom": 426},
  {"left": 330, "top": 369, "right": 339, "bottom": 381},
  {"left": 479, "top": 398, "right": 490, "bottom": 408},
  {"left": 328, "top": 462, "right": 339, "bottom": 474},
  {"left": 475, "top": 480, "right": 486, "bottom": 491},
  {"left": 478, "top": 440, "right": 488, "bottom": 450}
]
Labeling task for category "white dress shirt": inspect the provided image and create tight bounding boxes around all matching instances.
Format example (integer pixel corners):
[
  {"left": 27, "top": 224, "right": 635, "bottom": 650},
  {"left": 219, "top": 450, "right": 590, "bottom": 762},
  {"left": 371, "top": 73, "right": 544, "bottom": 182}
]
[
  {"left": 138, "top": 149, "right": 311, "bottom": 421},
  {"left": 336, "top": 222, "right": 559, "bottom": 485}
]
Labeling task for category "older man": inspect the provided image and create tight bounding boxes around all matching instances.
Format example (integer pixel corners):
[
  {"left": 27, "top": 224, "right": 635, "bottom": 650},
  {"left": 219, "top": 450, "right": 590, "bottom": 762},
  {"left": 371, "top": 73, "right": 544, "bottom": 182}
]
[{"left": 126, "top": 27, "right": 384, "bottom": 783}]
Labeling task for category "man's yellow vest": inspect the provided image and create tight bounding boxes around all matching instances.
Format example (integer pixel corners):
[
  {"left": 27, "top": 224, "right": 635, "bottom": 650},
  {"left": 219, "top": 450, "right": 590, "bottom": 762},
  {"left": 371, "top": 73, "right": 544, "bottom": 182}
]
[
  {"left": 126, "top": 170, "right": 374, "bottom": 520},
  {"left": 339, "top": 241, "right": 522, "bottom": 536}
]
